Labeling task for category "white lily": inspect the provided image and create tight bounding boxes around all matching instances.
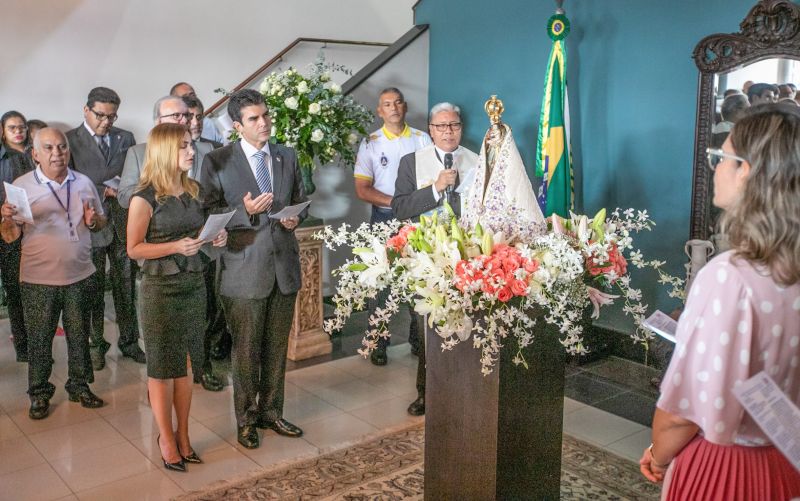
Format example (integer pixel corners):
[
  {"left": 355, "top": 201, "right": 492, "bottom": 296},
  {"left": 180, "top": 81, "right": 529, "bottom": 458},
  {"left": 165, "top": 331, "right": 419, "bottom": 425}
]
[{"left": 354, "top": 238, "right": 390, "bottom": 288}]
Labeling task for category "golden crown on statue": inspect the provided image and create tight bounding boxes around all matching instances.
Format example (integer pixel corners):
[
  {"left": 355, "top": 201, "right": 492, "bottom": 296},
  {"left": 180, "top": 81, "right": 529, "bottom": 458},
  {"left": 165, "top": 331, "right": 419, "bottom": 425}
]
[{"left": 484, "top": 95, "right": 504, "bottom": 124}]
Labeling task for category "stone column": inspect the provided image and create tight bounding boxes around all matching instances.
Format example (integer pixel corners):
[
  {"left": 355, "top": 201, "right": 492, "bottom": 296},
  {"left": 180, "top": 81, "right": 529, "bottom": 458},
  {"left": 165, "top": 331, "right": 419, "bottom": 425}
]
[{"left": 287, "top": 223, "right": 331, "bottom": 361}]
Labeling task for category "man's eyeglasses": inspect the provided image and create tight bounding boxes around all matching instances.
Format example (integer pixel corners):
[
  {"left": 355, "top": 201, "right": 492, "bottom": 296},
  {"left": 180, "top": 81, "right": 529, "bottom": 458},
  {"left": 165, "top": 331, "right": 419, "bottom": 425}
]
[
  {"left": 89, "top": 109, "right": 118, "bottom": 122},
  {"left": 6, "top": 125, "right": 27, "bottom": 133},
  {"left": 706, "top": 148, "right": 746, "bottom": 171},
  {"left": 429, "top": 122, "right": 463, "bottom": 132},
  {"left": 159, "top": 112, "right": 191, "bottom": 122}
]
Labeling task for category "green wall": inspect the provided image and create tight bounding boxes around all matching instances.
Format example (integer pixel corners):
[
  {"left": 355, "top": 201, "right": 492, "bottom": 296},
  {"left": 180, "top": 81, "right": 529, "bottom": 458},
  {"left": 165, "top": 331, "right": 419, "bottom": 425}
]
[{"left": 416, "top": 0, "right": 770, "bottom": 331}]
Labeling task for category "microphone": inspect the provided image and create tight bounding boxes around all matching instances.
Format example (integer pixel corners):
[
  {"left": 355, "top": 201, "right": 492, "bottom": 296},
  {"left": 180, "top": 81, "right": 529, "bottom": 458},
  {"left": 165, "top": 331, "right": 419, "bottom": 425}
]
[{"left": 444, "top": 153, "right": 454, "bottom": 200}]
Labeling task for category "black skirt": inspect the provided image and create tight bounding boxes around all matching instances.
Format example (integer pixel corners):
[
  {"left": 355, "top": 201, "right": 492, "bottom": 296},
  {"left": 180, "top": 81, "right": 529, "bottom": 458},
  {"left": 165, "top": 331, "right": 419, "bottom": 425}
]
[{"left": 139, "top": 271, "right": 206, "bottom": 379}]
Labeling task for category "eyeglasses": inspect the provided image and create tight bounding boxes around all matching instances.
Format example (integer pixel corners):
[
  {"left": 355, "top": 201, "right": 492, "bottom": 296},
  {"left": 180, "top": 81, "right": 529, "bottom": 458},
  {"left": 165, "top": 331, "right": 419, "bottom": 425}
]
[
  {"left": 89, "top": 109, "right": 118, "bottom": 122},
  {"left": 429, "top": 122, "right": 463, "bottom": 132},
  {"left": 5, "top": 125, "right": 27, "bottom": 133},
  {"left": 159, "top": 112, "right": 191, "bottom": 122},
  {"left": 706, "top": 148, "right": 746, "bottom": 171}
]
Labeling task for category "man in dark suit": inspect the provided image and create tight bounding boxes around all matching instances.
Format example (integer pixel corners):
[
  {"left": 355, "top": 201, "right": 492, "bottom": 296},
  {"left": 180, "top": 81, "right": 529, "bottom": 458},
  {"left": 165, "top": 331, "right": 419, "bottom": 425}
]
[
  {"left": 66, "top": 87, "right": 144, "bottom": 370},
  {"left": 183, "top": 93, "right": 232, "bottom": 376},
  {"left": 118, "top": 96, "right": 191, "bottom": 208},
  {"left": 392, "top": 102, "right": 479, "bottom": 416},
  {"left": 199, "top": 89, "right": 307, "bottom": 449}
]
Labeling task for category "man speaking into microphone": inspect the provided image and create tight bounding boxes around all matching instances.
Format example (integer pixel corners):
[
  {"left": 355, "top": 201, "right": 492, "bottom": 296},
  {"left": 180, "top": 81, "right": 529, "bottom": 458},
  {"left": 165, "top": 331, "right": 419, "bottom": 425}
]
[{"left": 391, "top": 102, "right": 478, "bottom": 415}]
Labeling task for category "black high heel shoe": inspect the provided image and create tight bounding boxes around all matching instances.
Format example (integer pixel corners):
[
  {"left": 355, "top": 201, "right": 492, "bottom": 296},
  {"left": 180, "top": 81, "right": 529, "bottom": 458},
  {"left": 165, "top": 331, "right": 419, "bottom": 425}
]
[
  {"left": 157, "top": 434, "right": 186, "bottom": 472},
  {"left": 180, "top": 449, "right": 203, "bottom": 464}
]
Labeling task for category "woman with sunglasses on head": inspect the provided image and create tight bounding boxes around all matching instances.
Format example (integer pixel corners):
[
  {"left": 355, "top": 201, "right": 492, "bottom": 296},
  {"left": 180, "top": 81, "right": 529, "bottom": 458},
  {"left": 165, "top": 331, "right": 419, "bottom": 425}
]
[
  {"left": 127, "top": 123, "right": 227, "bottom": 472},
  {"left": 1, "top": 111, "right": 34, "bottom": 362},
  {"left": 640, "top": 103, "right": 800, "bottom": 500}
]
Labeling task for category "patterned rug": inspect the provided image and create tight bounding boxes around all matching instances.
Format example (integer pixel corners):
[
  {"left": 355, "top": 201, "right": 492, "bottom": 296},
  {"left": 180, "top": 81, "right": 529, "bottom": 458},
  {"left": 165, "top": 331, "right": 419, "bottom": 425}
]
[{"left": 176, "top": 423, "right": 661, "bottom": 500}]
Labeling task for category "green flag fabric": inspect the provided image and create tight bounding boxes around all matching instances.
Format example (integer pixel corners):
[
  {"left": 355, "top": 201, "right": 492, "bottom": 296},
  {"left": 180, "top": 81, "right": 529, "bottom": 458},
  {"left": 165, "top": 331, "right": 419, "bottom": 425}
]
[{"left": 535, "top": 13, "right": 573, "bottom": 218}]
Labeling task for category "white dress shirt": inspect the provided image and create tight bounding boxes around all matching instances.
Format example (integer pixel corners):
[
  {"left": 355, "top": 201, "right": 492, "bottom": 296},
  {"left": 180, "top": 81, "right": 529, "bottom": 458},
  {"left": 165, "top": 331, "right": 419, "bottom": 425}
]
[{"left": 239, "top": 139, "right": 273, "bottom": 188}]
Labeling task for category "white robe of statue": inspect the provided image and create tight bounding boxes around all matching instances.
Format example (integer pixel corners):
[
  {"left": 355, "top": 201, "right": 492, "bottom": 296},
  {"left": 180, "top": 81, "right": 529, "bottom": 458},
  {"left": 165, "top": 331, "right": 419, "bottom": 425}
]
[{"left": 462, "top": 123, "right": 546, "bottom": 243}]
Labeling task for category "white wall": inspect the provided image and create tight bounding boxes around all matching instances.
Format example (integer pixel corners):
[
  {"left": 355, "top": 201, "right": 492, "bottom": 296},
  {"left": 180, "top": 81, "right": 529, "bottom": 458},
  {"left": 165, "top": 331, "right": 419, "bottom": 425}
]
[
  {"left": 0, "top": 0, "right": 416, "bottom": 140},
  {"left": 310, "top": 30, "right": 430, "bottom": 294}
]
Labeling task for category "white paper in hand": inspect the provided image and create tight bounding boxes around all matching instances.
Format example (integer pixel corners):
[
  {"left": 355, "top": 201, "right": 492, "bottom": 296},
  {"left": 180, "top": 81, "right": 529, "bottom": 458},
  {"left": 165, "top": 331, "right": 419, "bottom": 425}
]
[
  {"left": 103, "top": 176, "right": 121, "bottom": 190},
  {"left": 269, "top": 200, "right": 311, "bottom": 220},
  {"left": 732, "top": 371, "right": 800, "bottom": 472},
  {"left": 643, "top": 310, "right": 678, "bottom": 343},
  {"left": 198, "top": 210, "right": 236, "bottom": 242},
  {"left": 3, "top": 182, "right": 34, "bottom": 225}
]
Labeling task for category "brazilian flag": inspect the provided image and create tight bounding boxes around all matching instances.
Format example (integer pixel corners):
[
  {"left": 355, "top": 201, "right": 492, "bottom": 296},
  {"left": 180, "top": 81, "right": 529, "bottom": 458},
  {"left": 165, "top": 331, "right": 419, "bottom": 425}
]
[{"left": 535, "top": 13, "right": 573, "bottom": 218}]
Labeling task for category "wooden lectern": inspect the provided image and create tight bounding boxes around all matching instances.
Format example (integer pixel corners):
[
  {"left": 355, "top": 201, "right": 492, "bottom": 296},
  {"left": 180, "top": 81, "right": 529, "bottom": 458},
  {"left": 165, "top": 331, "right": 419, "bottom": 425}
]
[{"left": 424, "top": 323, "right": 566, "bottom": 500}]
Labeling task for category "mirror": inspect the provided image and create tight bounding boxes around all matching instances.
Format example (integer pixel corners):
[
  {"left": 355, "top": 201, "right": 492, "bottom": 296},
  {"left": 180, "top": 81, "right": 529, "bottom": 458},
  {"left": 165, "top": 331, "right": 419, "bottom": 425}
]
[{"left": 690, "top": 0, "right": 800, "bottom": 242}]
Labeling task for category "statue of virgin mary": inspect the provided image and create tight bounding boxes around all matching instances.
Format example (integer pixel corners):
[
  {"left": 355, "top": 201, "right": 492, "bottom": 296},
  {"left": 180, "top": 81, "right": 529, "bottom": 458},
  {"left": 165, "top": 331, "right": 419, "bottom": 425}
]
[{"left": 462, "top": 96, "right": 546, "bottom": 243}]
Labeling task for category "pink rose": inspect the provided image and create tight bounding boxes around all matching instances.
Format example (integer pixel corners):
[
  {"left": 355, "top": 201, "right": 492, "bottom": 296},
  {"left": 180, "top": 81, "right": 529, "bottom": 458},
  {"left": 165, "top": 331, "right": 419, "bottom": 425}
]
[
  {"left": 497, "top": 286, "right": 513, "bottom": 302},
  {"left": 509, "top": 279, "right": 528, "bottom": 296}
]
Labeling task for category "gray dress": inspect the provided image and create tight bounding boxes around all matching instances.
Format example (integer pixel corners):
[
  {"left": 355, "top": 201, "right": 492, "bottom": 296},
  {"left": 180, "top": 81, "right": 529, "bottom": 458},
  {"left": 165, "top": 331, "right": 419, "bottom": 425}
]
[{"left": 134, "top": 186, "right": 207, "bottom": 379}]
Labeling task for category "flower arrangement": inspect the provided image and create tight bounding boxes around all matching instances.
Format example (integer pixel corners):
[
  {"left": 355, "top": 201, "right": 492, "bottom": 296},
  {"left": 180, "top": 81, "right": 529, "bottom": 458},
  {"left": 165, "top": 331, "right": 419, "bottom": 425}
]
[
  {"left": 259, "top": 57, "right": 372, "bottom": 183},
  {"left": 318, "top": 205, "right": 683, "bottom": 375},
  {"left": 219, "top": 55, "right": 373, "bottom": 194}
]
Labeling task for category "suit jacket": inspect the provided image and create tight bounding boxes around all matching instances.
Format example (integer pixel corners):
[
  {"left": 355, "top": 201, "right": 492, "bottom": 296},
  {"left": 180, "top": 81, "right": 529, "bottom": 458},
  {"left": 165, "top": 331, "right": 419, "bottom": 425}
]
[
  {"left": 118, "top": 140, "right": 214, "bottom": 209},
  {"left": 392, "top": 151, "right": 462, "bottom": 222},
  {"left": 66, "top": 125, "right": 136, "bottom": 247},
  {"left": 199, "top": 141, "right": 308, "bottom": 299},
  {"left": 198, "top": 137, "right": 223, "bottom": 150}
]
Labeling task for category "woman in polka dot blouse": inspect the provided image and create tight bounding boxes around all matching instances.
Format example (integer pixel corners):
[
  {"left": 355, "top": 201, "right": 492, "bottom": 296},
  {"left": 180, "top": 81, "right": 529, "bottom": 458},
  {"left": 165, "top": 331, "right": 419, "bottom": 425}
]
[{"left": 639, "top": 104, "right": 800, "bottom": 500}]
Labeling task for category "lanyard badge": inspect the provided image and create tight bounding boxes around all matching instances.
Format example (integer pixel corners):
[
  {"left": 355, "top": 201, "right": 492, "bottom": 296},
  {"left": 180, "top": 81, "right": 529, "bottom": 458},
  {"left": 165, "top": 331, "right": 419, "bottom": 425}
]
[{"left": 34, "top": 171, "right": 79, "bottom": 242}]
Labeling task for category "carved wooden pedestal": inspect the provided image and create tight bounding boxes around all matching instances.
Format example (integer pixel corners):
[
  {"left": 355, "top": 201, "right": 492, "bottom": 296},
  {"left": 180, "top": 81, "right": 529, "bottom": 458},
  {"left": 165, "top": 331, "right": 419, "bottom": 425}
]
[{"left": 287, "top": 223, "right": 331, "bottom": 361}]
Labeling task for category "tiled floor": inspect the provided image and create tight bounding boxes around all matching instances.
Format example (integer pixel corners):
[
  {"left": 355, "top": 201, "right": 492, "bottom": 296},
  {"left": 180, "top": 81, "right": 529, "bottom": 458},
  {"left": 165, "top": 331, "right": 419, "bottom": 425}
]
[{"left": 0, "top": 315, "right": 653, "bottom": 500}]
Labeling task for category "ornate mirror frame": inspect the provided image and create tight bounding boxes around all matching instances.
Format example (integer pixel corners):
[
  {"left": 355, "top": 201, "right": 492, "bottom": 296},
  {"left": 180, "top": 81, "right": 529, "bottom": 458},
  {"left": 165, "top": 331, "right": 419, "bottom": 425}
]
[{"left": 690, "top": 0, "right": 800, "bottom": 239}]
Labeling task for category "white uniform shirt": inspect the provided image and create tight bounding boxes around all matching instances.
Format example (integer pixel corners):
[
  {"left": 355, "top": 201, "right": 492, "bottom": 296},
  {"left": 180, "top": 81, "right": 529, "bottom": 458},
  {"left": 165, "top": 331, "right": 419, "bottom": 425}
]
[{"left": 354, "top": 124, "right": 431, "bottom": 208}]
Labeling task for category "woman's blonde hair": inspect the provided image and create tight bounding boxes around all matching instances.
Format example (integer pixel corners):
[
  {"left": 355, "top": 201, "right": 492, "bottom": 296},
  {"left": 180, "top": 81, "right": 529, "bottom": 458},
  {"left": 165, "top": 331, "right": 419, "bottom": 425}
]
[
  {"left": 722, "top": 103, "right": 800, "bottom": 285},
  {"left": 137, "top": 123, "right": 199, "bottom": 202}
]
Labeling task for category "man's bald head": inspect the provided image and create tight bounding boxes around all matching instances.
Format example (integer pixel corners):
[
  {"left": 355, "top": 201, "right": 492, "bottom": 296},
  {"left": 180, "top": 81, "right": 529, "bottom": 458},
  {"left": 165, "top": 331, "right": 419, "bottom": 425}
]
[
  {"left": 33, "top": 127, "right": 68, "bottom": 152},
  {"left": 32, "top": 128, "right": 70, "bottom": 179}
]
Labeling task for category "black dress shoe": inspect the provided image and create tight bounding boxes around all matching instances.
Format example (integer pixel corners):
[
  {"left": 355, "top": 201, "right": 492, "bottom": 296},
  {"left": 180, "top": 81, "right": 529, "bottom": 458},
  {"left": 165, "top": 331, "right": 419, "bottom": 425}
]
[
  {"left": 89, "top": 348, "right": 106, "bottom": 371},
  {"left": 29, "top": 398, "right": 50, "bottom": 420},
  {"left": 256, "top": 418, "right": 303, "bottom": 437},
  {"left": 370, "top": 347, "right": 388, "bottom": 366},
  {"left": 158, "top": 434, "right": 186, "bottom": 472},
  {"left": 68, "top": 389, "right": 104, "bottom": 408},
  {"left": 195, "top": 372, "right": 224, "bottom": 392},
  {"left": 407, "top": 395, "right": 425, "bottom": 416},
  {"left": 237, "top": 425, "right": 260, "bottom": 449},
  {"left": 210, "top": 335, "right": 232, "bottom": 360},
  {"left": 120, "top": 344, "right": 146, "bottom": 364}
]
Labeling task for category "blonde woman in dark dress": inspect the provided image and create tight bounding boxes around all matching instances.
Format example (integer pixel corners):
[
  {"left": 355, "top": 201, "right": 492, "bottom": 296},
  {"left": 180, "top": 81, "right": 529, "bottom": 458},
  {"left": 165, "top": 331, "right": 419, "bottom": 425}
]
[{"left": 127, "top": 123, "right": 227, "bottom": 471}]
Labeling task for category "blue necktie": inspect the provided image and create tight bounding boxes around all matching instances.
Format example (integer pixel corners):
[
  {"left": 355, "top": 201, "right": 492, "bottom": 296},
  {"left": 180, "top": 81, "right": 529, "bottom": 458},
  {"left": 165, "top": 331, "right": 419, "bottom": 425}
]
[
  {"left": 253, "top": 150, "right": 273, "bottom": 194},
  {"left": 97, "top": 135, "right": 109, "bottom": 160}
]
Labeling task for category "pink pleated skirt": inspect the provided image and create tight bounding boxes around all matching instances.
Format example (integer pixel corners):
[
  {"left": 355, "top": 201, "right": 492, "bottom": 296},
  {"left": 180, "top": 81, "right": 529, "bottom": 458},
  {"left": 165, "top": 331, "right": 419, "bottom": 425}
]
[{"left": 663, "top": 435, "right": 800, "bottom": 501}]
